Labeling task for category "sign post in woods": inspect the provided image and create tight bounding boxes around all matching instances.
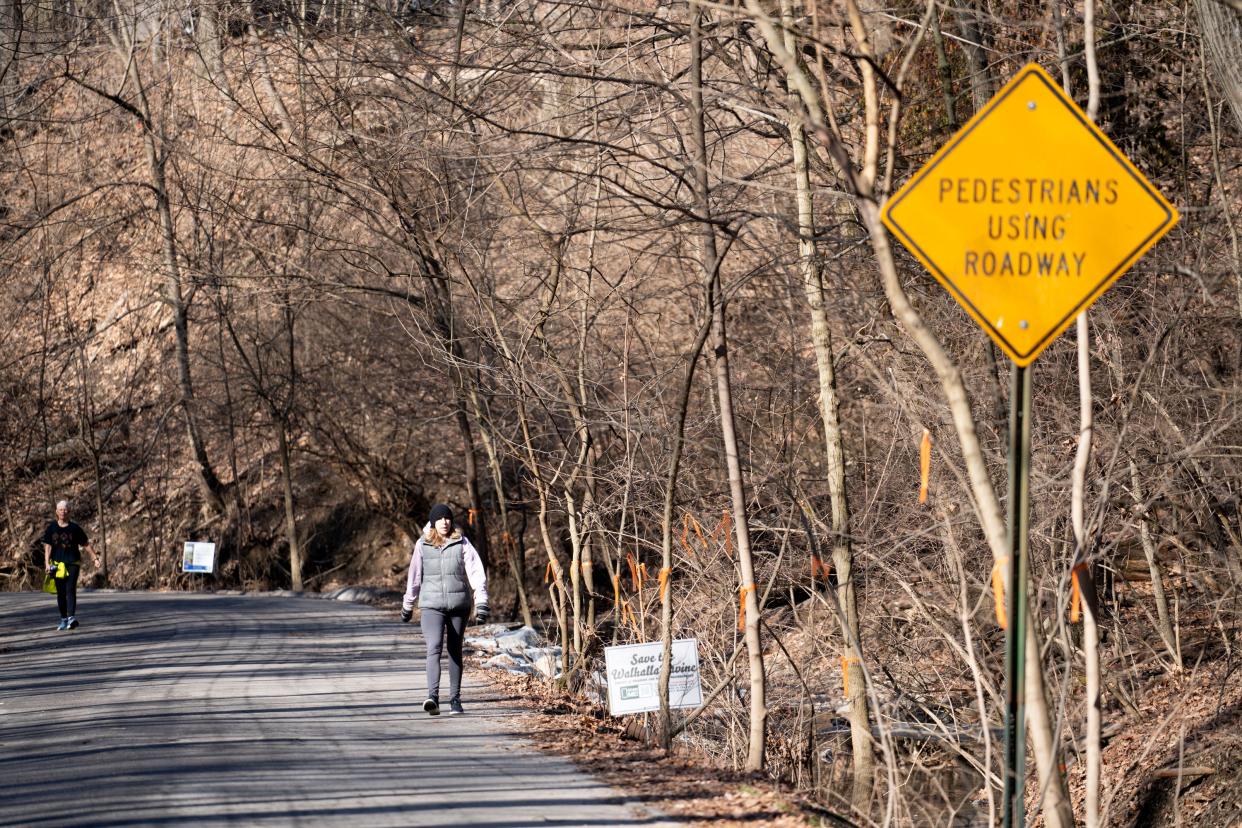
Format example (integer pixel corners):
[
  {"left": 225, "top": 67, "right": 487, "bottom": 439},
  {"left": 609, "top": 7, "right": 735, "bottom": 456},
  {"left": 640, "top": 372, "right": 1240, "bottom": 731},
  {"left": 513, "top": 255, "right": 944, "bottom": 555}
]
[
  {"left": 182, "top": 541, "right": 217, "bottom": 574},
  {"left": 881, "top": 64, "right": 1178, "bottom": 827},
  {"left": 604, "top": 639, "right": 703, "bottom": 716}
]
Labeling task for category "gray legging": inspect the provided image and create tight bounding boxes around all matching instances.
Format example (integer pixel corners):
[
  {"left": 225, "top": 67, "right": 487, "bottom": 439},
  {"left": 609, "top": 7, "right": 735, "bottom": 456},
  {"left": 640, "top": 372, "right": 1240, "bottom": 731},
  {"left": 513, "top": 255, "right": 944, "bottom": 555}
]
[
  {"left": 420, "top": 607, "right": 468, "bottom": 702},
  {"left": 54, "top": 564, "right": 81, "bottom": 619}
]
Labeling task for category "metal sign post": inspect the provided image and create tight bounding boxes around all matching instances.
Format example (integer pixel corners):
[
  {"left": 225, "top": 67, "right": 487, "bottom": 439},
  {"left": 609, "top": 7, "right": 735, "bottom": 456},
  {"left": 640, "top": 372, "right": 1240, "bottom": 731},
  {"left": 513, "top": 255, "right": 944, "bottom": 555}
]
[
  {"left": 879, "top": 62, "right": 1180, "bottom": 827},
  {"left": 1002, "top": 364, "right": 1032, "bottom": 828}
]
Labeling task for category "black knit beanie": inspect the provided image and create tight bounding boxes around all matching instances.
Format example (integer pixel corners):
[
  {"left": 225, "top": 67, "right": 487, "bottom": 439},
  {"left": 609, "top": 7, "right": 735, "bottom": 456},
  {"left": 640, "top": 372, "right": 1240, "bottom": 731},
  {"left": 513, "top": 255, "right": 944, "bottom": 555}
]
[{"left": 428, "top": 504, "right": 454, "bottom": 526}]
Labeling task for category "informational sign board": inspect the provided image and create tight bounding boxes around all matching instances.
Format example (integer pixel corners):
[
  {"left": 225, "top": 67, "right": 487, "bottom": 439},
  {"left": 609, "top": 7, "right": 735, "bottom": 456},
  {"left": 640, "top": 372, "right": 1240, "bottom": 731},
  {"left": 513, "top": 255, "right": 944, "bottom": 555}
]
[
  {"left": 604, "top": 638, "right": 703, "bottom": 716},
  {"left": 182, "top": 541, "right": 216, "bottom": 574},
  {"left": 882, "top": 63, "right": 1178, "bottom": 365}
]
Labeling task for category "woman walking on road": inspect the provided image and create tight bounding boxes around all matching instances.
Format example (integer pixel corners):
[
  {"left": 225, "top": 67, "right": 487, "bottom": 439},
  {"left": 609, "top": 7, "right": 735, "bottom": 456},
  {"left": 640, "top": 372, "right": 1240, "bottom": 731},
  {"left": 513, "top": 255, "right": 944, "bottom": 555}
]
[
  {"left": 400, "top": 504, "right": 489, "bottom": 716},
  {"left": 42, "top": 500, "right": 99, "bottom": 630}
]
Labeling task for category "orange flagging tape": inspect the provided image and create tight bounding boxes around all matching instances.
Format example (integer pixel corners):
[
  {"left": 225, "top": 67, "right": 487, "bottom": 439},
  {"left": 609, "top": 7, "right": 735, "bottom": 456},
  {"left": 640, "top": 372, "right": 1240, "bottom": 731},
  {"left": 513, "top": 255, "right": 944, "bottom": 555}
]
[
  {"left": 626, "top": 554, "right": 639, "bottom": 589},
  {"left": 658, "top": 566, "right": 670, "bottom": 601},
  {"left": 680, "top": 513, "right": 706, "bottom": 558},
  {"left": 621, "top": 601, "right": 641, "bottom": 634},
  {"left": 919, "top": 428, "right": 932, "bottom": 504},
  {"left": 841, "top": 654, "right": 860, "bottom": 697},
  {"left": 737, "top": 583, "right": 754, "bottom": 630},
  {"left": 688, "top": 513, "right": 706, "bottom": 546},
  {"left": 611, "top": 573, "right": 621, "bottom": 605},
  {"left": 992, "top": 557, "right": 1009, "bottom": 629},
  {"left": 1070, "top": 563, "right": 1087, "bottom": 623},
  {"left": 639, "top": 562, "right": 649, "bottom": 587},
  {"left": 709, "top": 510, "right": 731, "bottom": 550},
  {"left": 545, "top": 560, "right": 554, "bottom": 584},
  {"left": 811, "top": 556, "right": 831, "bottom": 580},
  {"left": 468, "top": 508, "right": 478, "bottom": 526}
]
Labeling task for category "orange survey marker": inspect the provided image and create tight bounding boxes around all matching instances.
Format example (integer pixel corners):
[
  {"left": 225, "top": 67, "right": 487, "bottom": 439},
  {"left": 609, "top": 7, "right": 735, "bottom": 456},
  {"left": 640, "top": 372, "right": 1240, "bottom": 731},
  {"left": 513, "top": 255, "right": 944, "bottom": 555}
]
[
  {"left": 810, "top": 555, "right": 831, "bottom": 580},
  {"left": 841, "top": 654, "right": 860, "bottom": 697},
  {"left": 467, "top": 508, "right": 478, "bottom": 527},
  {"left": 500, "top": 531, "right": 519, "bottom": 558},
  {"left": 737, "top": 583, "right": 754, "bottom": 630},
  {"left": 992, "top": 557, "right": 1009, "bottom": 629},
  {"left": 688, "top": 513, "right": 706, "bottom": 546},
  {"left": 680, "top": 512, "right": 707, "bottom": 558},
  {"left": 709, "top": 510, "right": 732, "bottom": 553},
  {"left": 626, "top": 554, "right": 640, "bottom": 590},
  {"left": 620, "top": 600, "right": 638, "bottom": 633},
  {"left": 919, "top": 429, "right": 932, "bottom": 504},
  {"left": 1069, "top": 563, "right": 1087, "bottom": 623},
  {"left": 658, "top": 567, "right": 671, "bottom": 601}
]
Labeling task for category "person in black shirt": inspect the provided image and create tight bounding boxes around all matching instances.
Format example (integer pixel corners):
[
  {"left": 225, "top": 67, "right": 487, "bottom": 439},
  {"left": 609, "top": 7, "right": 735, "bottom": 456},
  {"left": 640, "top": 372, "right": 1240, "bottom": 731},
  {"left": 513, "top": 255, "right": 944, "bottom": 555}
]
[{"left": 42, "top": 500, "right": 98, "bottom": 630}]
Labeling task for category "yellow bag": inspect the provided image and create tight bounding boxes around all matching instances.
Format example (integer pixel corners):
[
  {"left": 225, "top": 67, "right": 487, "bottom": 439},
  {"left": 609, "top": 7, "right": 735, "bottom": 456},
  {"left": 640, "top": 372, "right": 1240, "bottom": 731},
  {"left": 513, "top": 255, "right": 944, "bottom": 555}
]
[{"left": 42, "top": 561, "right": 67, "bottom": 593}]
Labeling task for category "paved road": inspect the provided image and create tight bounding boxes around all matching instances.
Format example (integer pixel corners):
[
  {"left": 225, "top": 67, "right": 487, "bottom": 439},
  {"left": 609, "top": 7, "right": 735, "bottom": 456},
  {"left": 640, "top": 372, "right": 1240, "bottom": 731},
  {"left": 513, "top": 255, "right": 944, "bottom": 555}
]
[{"left": 0, "top": 592, "right": 672, "bottom": 827}]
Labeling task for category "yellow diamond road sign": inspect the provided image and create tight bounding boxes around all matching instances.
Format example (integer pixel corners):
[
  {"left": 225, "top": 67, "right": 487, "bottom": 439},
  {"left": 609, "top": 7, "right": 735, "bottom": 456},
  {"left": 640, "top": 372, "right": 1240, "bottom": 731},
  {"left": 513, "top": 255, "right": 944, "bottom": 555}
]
[{"left": 882, "top": 63, "right": 1178, "bottom": 366}]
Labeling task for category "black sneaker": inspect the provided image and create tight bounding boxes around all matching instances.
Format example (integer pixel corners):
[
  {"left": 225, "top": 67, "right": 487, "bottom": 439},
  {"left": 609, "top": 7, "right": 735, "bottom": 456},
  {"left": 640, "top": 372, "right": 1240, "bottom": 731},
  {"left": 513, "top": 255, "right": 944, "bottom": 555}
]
[
  {"left": 67, "top": 617, "right": 79, "bottom": 630},
  {"left": 422, "top": 698, "right": 440, "bottom": 716},
  {"left": 448, "top": 699, "right": 464, "bottom": 716}
]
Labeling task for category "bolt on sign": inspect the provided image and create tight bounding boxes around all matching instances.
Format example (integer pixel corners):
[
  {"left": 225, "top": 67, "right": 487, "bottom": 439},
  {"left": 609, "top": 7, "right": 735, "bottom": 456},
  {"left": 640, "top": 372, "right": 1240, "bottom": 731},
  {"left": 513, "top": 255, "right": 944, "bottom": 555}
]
[{"left": 882, "top": 63, "right": 1178, "bottom": 365}]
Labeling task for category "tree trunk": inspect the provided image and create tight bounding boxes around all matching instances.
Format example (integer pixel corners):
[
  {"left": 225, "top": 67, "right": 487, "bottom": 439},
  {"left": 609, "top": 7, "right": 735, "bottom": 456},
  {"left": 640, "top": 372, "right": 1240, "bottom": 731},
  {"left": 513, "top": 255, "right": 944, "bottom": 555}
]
[
  {"left": 456, "top": 405, "right": 489, "bottom": 569},
  {"left": 76, "top": 345, "right": 109, "bottom": 586},
  {"left": 0, "top": 0, "right": 18, "bottom": 124},
  {"left": 780, "top": 0, "right": 872, "bottom": 806},
  {"left": 516, "top": 394, "right": 569, "bottom": 659},
  {"left": 690, "top": 1, "right": 765, "bottom": 772},
  {"left": 1196, "top": 0, "right": 1242, "bottom": 132},
  {"left": 137, "top": 103, "right": 226, "bottom": 514},
  {"left": 192, "top": 2, "right": 234, "bottom": 106},
  {"left": 1129, "top": 459, "right": 1181, "bottom": 666},
  {"left": 953, "top": 0, "right": 993, "bottom": 114},
  {"left": 277, "top": 419, "right": 303, "bottom": 591},
  {"left": 657, "top": 310, "right": 715, "bottom": 749},
  {"left": 470, "top": 387, "right": 532, "bottom": 626},
  {"left": 1073, "top": 314, "right": 1101, "bottom": 828}
]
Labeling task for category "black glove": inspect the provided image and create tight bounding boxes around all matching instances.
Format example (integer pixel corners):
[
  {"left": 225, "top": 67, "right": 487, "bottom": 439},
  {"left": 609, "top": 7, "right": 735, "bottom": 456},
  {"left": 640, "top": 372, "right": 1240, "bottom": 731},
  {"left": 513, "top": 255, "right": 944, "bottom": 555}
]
[
  {"left": 474, "top": 604, "right": 489, "bottom": 623},
  {"left": 400, "top": 607, "right": 413, "bottom": 623}
]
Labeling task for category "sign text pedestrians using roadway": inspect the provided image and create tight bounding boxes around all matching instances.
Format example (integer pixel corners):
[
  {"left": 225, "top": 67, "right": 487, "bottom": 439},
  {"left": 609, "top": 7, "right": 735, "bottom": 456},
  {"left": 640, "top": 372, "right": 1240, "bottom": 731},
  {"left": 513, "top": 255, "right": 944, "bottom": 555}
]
[{"left": 882, "top": 63, "right": 1178, "bottom": 365}]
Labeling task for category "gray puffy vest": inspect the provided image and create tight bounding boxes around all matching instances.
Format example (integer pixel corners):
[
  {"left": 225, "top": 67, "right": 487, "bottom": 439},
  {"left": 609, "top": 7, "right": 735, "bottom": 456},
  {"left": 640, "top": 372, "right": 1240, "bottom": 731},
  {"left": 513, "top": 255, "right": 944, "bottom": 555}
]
[{"left": 418, "top": 535, "right": 471, "bottom": 612}]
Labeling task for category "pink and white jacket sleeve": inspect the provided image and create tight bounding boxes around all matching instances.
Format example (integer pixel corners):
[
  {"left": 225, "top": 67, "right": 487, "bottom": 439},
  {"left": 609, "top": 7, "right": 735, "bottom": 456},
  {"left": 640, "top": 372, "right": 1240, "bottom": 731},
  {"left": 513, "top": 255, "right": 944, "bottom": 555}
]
[
  {"left": 462, "top": 539, "right": 489, "bottom": 607},
  {"left": 402, "top": 541, "right": 422, "bottom": 612}
]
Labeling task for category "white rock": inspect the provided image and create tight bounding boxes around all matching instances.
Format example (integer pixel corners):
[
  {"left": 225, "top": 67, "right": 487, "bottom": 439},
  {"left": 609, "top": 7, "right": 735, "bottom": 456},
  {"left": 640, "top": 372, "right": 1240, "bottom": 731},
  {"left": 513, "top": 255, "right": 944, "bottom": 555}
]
[
  {"left": 531, "top": 652, "right": 561, "bottom": 680},
  {"left": 495, "top": 626, "right": 543, "bottom": 652},
  {"left": 483, "top": 653, "right": 535, "bottom": 675}
]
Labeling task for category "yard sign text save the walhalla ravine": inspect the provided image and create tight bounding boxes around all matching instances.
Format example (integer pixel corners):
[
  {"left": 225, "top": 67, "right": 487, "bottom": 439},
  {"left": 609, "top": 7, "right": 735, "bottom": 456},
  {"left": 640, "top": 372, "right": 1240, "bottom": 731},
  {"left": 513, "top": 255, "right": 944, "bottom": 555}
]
[{"left": 881, "top": 63, "right": 1178, "bottom": 828}]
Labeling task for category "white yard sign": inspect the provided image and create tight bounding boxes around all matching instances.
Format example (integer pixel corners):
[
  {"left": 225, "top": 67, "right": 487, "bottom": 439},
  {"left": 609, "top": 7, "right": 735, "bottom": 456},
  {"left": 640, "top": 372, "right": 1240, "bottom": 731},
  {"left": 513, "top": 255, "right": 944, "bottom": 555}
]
[
  {"left": 182, "top": 541, "right": 217, "bottom": 574},
  {"left": 604, "top": 639, "right": 703, "bottom": 716}
]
